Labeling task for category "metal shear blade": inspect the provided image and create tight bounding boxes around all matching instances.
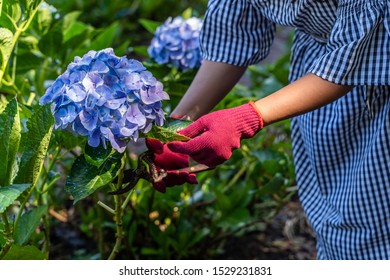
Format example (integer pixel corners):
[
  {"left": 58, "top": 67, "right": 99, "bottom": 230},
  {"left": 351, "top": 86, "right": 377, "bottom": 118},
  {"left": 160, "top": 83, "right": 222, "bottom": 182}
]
[{"left": 109, "top": 151, "right": 212, "bottom": 195}]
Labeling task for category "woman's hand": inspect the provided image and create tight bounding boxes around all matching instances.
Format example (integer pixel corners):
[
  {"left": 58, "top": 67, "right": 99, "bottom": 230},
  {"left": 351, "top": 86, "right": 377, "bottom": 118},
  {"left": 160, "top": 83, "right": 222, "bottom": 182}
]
[
  {"left": 145, "top": 139, "right": 198, "bottom": 192},
  {"left": 168, "top": 102, "right": 263, "bottom": 167}
]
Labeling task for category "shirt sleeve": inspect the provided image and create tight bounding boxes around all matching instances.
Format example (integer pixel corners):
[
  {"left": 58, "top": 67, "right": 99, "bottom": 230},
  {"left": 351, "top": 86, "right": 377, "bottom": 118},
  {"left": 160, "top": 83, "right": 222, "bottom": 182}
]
[
  {"left": 200, "top": 0, "right": 276, "bottom": 67},
  {"left": 308, "top": 0, "right": 390, "bottom": 86}
]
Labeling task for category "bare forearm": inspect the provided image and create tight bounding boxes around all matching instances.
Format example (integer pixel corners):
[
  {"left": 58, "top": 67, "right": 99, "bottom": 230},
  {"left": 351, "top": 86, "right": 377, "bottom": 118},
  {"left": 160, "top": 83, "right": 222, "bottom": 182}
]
[
  {"left": 255, "top": 73, "right": 354, "bottom": 126},
  {"left": 171, "top": 60, "right": 247, "bottom": 120}
]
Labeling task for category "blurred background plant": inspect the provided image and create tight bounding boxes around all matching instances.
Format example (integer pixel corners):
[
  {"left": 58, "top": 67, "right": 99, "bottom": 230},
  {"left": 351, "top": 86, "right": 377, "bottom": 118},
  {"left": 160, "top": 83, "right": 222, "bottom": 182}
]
[{"left": 0, "top": 0, "right": 307, "bottom": 260}]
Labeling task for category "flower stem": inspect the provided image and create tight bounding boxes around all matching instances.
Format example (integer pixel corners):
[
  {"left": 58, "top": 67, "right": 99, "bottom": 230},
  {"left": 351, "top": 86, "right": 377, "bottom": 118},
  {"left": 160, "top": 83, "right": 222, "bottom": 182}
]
[
  {"left": 108, "top": 193, "right": 123, "bottom": 260},
  {"left": 0, "top": 213, "right": 14, "bottom": 259},
  {"left": 97, "top": 201, "right": 115, "bottom": 215},
  {"left": 107, "top": 153, "right": 127, "bottom": 260}
]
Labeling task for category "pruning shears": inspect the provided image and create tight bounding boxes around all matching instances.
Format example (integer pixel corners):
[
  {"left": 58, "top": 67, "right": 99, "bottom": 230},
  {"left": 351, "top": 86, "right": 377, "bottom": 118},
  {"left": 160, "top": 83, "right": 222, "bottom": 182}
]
[{"left": 109, "top": 150, "right": 211, "bottom": 195}]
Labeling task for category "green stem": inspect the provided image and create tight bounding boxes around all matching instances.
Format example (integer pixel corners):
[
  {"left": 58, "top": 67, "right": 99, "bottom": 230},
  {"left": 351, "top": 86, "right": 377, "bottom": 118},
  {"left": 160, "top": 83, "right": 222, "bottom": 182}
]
[
  {"left": 121, "top": 190, "right": 133, "bottom": 210},
  {"left": 108, "top": 192, "right": 123, "bottom": 260},
  {"left": 107, "top": 153, "right": 127, "bottom": 260},
  {"left": 96, "top": 197, "right": 105, "bottom": 259},
  {"left": 0, "top": 213, "right": 14, "bottom": 259},
  {"left": 31, "top": 147, "right": 62, "bottom": 258},
  {"left": 38, "top": 147, "right": 61, "bottom": 193},
  {"left": 97, "top": 201, "right": 115, "bottom": 215},
  {"left": 224, "top": 164, "right": 247, "bottom": 191},
  {"left": 41, "top": 212, "right": 50, "bottom": 259},
  {"left": 11, "top": 42, "right": 18, "bottom": 84},
  {"left": 13, "top": 185, "right": 35, "bottom": 230},
  {"left": 1, "top": 77, "right": 20, "bottom": 95}
]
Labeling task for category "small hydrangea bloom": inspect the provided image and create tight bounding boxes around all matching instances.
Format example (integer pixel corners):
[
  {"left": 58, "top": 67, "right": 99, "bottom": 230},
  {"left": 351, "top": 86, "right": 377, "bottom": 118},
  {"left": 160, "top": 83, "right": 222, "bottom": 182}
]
[
  {"left": 40, "top": 48, "right": 169, "bottom": 153},
  {"left": 148, "top": 16, "right": 203, "bottom": 71}
]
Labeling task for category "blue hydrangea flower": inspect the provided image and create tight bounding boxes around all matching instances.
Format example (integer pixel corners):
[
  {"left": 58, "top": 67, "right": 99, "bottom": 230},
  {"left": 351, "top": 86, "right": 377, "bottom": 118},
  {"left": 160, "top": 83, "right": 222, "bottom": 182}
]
[
  {"left": 40, "top": 48, "right": 169, "bottom": 153},
  {"left": 148, "top": 16, "right": 203, "bottom": 71}
]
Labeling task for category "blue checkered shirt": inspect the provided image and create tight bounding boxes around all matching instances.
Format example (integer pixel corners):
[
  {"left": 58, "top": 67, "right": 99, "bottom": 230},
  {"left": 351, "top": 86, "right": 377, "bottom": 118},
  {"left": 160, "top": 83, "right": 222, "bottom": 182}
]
[{"left": 200, "top": 0, "right": 390, "bottom": 259}]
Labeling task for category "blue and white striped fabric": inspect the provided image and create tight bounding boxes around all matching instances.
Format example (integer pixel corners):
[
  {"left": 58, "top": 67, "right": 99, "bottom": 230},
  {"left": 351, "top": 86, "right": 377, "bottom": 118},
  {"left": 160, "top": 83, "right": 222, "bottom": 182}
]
[{"left": 200, "top": 0, "right": 390, "bottom": 259}]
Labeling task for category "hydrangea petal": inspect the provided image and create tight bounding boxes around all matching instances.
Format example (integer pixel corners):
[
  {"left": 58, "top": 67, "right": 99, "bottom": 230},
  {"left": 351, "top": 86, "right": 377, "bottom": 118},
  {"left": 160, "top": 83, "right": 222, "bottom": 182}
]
[
  {"left": 79, "top": 109, "right": 98, "bottom": 131},
  {"left": 104, "top": 97, "right": 126, "bottom": 110},
  {"left": 67, "top": 84, "right": 87, "bottom": 102},
  {"left": 100, "top": 126, "right": 126, "bottom": 153},
  {"left": 126, "top": 104, "right": 146, "bottom": 127},
  {"left": 88, "top": 129, "right": 101, "bottom": 147},
  {"left": 139, "top": 84, "right": 169, "bottom": 104}
]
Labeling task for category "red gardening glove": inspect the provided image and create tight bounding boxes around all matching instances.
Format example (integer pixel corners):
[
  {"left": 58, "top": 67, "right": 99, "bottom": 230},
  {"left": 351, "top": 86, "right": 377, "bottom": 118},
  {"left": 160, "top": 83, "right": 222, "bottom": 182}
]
[
  {"left": 145, "top": 138, "right": 198, "bottom": 193},
  {"left": 168, "top": 102, "right": 263, "bottom": 167}
]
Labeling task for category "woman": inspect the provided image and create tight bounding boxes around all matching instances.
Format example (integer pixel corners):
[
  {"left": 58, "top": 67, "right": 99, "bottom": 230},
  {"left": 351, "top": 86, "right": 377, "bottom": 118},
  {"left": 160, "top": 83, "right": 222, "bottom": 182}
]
[{"left": 147, "top": 0, "right": 390, "bottom": 259}]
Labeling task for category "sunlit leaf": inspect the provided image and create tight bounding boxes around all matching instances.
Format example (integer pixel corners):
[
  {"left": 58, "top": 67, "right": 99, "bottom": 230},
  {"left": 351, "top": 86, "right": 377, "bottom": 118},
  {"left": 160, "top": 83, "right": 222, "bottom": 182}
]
[
  {"left": 0, "top": 98, "right": 21, "bottom": 186},
  {"left": 14, "top": 104, "right": 54, "bottom": 186},
  {"left": 182, "top": 7, "right": 193, "bottom": 19},
  {"left": 0, "top": 27, "right": 14, "bottom": 81},
  {"left": 144, "top": 118, "right": 191, "bottom": 142}
]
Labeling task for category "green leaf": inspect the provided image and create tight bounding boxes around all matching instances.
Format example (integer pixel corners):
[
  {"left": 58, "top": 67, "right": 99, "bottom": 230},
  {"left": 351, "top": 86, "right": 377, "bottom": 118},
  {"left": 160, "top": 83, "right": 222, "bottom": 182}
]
[
  {"left": 6, "top": 1, "right": 21, "bottom": 23},
  {"left": 218, "top": 208, "right": 251, "bottom": 229},
  {"left": 38, "top": 11, "right": 82, "bottom": 58},
  {"left": 144, "top": 118, "right": 192, "bottom": 142},
  {"left": 89, "top": 22, "right": 119, "bottom": 51},
  {"left": 257, "top": 173, "right": 286, "bottom": 196},
  {"left": 182, "top": 7, "right": 193, "bottom": 19},
  {"left": 14, "top": 104, "right": 54, "bottom": 186},
  {"left": 52, "top": 129, "right": 85, "bottom": 150},
  {"left": 38, "top": 27, "right": 63, "bottom": 58},
  {"left": 0, "top": 98, "right": 21, "bottom": 186},
  {"left": 139, "top": 18, "right": 161, "bottom": 34},
  {"left": 0, "top": 27, "right": 14, "bottom": 81},
  {"left": 0, "top": 1, "right": 19, "bottom": 31},
  {"left": 140, "top": 247, "right": 163, "bottom": 256},
  {"left": 0, "top": 184, "right": 30, "bottom": 214},
  {"left": 65, "top": 22, "right": 119, "bottom": 64},
  {"left": 14, "top": 52, "right": 44, "bottom": 74},
  {"left": 65, "top": 152, "right": 123, "bottom": 203},
  {"left": 14, "top": 205, "right": 47, "bottom": 245},
  {"left": 2, "top": 244, "right": 45, "bottom": 260},
  {"left": 84, "top": 143, "right": 113, "bottom": 168},
  {"left": 33, "top": 3, "right": 53, "bottom": 35},
  {"left": 63, "top": 21, "right": 88, "bottom": 43},
  {"left": 131, "top": 46, "right": 148, "bottom": 57},
  {"left": 252, "top": 149, "right": 288, "bottom": 174}
]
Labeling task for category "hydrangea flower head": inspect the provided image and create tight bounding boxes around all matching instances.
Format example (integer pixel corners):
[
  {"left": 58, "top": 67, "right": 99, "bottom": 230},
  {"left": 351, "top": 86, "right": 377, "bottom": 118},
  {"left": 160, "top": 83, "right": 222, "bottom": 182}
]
[
  {"left": 148, "top": 16, "right": 203, "bottom": 71},
  {"left": 40, "top": 48, "right": 169, "bottom": 153}
]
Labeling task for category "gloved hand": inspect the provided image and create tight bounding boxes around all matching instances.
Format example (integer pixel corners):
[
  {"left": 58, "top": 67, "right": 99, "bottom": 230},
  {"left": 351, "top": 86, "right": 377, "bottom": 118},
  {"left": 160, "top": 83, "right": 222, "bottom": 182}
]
[
  {"left": 168, "top": 102, "right": 264, "bottom": 167},
  {"left": 145, "top": 138, "right": 198, "bottom": 193}
]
